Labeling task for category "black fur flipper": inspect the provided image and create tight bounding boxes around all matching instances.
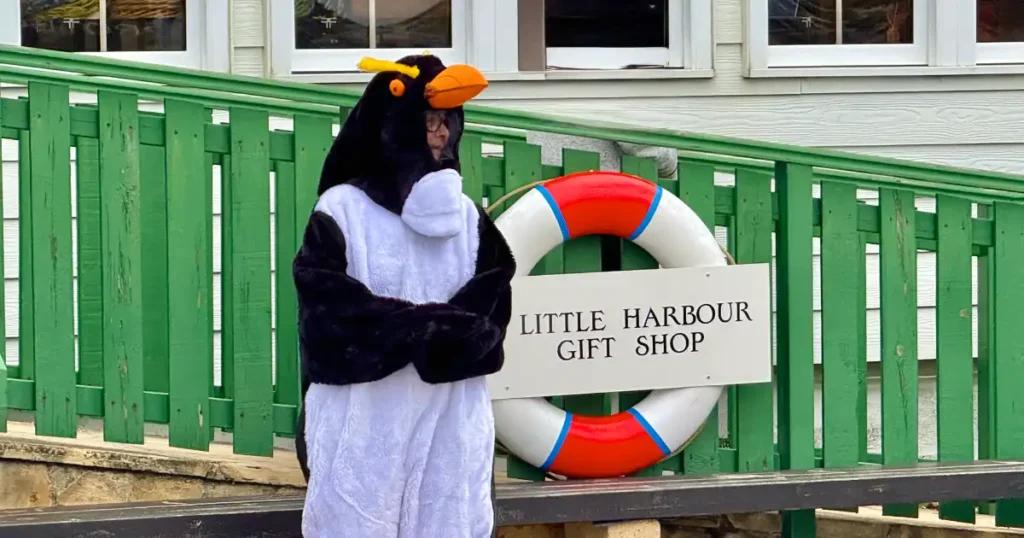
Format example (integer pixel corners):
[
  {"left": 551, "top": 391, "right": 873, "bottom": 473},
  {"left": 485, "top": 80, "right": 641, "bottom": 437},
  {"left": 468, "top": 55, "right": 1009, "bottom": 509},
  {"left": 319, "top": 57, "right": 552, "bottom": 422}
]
[
  {"left": 411, "top": 205, "right": 515, "bottom": 383},
  {"left": 294, "top": 208, "right": 515, "bottom": 388}
]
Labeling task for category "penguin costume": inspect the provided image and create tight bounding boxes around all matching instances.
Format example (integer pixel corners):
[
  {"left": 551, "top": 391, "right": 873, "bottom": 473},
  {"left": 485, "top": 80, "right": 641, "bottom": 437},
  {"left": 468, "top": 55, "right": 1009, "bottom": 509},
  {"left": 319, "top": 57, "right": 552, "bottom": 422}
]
[{"left": 292, "top": 53, "right": 515, "bottom": 538}]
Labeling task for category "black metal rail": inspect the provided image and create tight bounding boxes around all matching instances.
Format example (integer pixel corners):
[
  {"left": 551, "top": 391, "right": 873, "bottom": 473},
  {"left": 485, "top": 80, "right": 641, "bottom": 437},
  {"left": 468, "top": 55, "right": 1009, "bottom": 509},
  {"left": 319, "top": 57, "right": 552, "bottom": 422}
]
[{"left": 3, "top": 461, "right": 1024, "bottom": 537}]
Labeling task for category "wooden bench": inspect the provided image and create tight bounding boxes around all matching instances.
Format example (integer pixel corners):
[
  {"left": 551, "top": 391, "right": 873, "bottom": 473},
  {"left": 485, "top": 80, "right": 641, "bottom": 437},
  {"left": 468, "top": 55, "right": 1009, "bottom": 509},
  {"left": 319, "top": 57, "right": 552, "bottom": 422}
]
[{"left": 3, "top": 461, "right": 1024, "bottom": 537}]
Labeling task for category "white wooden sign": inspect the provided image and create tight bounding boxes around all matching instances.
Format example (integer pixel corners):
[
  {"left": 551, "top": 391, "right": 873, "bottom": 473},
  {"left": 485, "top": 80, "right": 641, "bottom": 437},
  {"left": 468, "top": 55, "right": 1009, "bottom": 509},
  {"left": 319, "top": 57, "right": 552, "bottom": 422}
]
[{"left": 487, "top": 263, "right": 773, "bottom": 400}]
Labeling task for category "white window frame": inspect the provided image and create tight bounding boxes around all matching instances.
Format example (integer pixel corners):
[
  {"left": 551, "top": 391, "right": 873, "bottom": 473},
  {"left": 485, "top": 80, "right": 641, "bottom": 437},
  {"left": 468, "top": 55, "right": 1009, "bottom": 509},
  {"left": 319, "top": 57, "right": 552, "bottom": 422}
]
[
  {"left": 745, "top": 0, "right": 931, "bottom": 69},
  {"left": 544, "top": 0, "right": 712, "bottom": 70},
  {"left": 746, "top": 0, "right": 1024, "bottom": 73},
  {"left": 269, "top": 0, "right": 469, "bottom": 76},
  {"left": 970, "top": 1, "right": 1024, "bottom": 65},
  {"left": 1, "top": 0, "right": 228, "bottom": 71},
  {"left": 270, "top": 0, "right": 712, "bottom": 76}
]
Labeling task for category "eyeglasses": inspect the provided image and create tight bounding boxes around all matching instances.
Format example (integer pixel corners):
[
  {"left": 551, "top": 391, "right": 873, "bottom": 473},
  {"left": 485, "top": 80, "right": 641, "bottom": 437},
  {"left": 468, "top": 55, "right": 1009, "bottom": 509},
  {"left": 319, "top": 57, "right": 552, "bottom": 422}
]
[{"left": 425, "top": 110, "right": 448, "bottom": 132}]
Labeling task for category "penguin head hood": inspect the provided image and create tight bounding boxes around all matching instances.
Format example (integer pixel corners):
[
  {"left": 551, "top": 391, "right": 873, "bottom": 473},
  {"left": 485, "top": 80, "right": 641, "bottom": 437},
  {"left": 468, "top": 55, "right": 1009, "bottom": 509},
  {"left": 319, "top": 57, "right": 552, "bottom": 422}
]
[{"left": 316, "top": 53, "right": 488, "bottom": 222}]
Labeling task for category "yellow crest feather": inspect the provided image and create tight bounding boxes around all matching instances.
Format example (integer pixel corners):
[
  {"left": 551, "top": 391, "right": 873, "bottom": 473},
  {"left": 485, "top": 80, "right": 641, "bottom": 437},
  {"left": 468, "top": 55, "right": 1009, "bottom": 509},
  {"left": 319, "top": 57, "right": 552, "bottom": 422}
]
[{"left": 357, "top": 57, "right": 420, "bottom": 79}]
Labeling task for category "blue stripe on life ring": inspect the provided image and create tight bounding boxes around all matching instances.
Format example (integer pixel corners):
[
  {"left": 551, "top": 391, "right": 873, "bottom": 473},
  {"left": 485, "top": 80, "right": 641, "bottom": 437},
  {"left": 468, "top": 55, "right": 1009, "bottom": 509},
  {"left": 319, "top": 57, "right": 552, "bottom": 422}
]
[
  {"left": 539, "top": 412, "right": 573, "bottom": 472},
  {"left": 536, "top": 185, "right": 570, "bottom": 242},
  {"left": 628, "top": 186, "right": 663, "bottom": 241},
  {"left": 626, "top": 408, "right": 671, "bottom": 457}
]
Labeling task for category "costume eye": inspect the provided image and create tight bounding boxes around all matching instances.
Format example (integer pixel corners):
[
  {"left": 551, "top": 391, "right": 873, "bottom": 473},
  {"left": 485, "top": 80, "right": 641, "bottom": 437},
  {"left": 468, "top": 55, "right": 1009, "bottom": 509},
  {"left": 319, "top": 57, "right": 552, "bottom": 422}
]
[{"left": 389, "top": 79, "right": 406, "bottom": 97}]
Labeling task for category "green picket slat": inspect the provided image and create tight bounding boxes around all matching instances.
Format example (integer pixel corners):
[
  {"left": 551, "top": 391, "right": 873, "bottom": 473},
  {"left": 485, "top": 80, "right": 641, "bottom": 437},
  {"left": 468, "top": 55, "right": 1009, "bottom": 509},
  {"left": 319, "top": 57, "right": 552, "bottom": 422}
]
[
  {"left": 140, "top": 140, "right": 170, "bottom": 395},
  {"left": 935, "top": 194, "right": 976, "bottom": 523},
  {"left": 97, "top": 90, "right": 146, "bottom": 444},
  {"left": 75, "top": 137, "right": 103, "bottom": 387},
  {"left": 226, "top": 107, "right": 274, "bottom": 456},
  {"left": 820, "top": 180, "right": 861, "bottom": 475},
  {"left": 676, "top": 160, "right": 720, "bottom": 477},
  {"left": 27, "top": 82, "right": 77, "bottom": 439},
  {"left": 280, "top": 114, "right": 332, "bottom": 415},
  {"left": 500, "top": 140, "right": 547, "bottom": 483},
  {"left": 459, "top": 133, "right": 485, "bottom": 205},
  {"left": 991, "top": 201, "right": 1024, "bottom": 527},
  {"left": 274, "top": 160, "right": 299, "bottom": 412},
  {"left": 733, "top": 168, "right": 774, "bottom": 474},
  {"left": 879, "top": 187, "right": 920, "bottom": 519},
  {"left": 558, "top": 150, "right": 612, "bottom": 443},
  {"left": 17, "top": 128, "right": 34, "bottom": 389},
  {"left": 165, "top": 99, "right": 214, "bottom": 451},
  {"left": 775, "top": 161, "right": 817, "bottom": 538}
]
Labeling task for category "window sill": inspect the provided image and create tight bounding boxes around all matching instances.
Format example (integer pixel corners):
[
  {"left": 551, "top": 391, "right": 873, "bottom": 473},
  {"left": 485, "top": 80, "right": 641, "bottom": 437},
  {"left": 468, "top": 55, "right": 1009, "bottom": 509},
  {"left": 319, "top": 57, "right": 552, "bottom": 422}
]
[
  {"left": 747, "top": 64, "right": 1024, "bottom": 78},
  {"left": 275, "top": 68, "right": 715, "bottom": 84}
]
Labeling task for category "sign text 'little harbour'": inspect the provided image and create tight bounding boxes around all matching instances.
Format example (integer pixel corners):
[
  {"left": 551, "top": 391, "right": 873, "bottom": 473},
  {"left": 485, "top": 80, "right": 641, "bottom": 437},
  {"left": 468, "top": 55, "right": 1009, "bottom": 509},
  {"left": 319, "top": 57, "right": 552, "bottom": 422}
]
[{"left": 517, "top": 302, "right": 754, "bottom": 360}]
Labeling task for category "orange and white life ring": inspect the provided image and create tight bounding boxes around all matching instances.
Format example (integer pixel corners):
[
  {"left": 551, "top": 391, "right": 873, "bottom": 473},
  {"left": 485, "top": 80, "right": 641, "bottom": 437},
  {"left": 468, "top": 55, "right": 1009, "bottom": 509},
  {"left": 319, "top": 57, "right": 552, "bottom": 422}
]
[{"left": 491, "top": 171, "right": 726, "bottom": 479}]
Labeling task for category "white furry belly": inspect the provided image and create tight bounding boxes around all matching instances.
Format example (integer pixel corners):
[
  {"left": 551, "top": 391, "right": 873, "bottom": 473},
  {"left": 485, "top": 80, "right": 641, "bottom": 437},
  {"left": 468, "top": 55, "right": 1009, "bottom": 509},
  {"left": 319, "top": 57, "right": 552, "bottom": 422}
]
[{"left": 302, "top": 365, "right": 496, "bottom": 537}]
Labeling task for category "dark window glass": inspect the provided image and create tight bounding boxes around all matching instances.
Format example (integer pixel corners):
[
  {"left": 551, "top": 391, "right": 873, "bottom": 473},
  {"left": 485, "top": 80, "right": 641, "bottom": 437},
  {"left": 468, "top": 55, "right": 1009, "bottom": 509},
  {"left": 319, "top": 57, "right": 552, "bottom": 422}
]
[
  {"left": 769, "top": 0, "right": 913, "bottom": 46},
  {"left": 107, "top": 0, "right": 186, "bottom": 51},
  {"left": 295, "top": 0, "right": 452, "bottom": 50},
  {"left": 978, "top": 0, "right": 1024, "bottom": 43},
  {"left": 545, "top": 0, "right": 668, "bottom": 48},
  {"left": 20, "top": 0, "right": 185, "bottom": 52}
]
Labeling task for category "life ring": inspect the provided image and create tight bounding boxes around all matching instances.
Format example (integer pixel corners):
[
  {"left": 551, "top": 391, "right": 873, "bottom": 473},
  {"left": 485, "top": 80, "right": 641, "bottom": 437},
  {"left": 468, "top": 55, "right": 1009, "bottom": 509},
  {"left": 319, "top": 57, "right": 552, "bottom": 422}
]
[{"left": 491, "top": 171, "right": 726, "bottom": 479}]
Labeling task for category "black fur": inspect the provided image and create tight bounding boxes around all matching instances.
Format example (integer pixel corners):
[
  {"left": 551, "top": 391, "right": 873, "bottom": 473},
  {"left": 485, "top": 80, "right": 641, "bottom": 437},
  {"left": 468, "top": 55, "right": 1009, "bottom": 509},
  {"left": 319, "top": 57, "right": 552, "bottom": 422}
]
[
  {"left": 293, "top": 207, "right": 516, "bottom": 482},
  {"left": 316, "top": 54, "right": 465, "bottom": 215}
]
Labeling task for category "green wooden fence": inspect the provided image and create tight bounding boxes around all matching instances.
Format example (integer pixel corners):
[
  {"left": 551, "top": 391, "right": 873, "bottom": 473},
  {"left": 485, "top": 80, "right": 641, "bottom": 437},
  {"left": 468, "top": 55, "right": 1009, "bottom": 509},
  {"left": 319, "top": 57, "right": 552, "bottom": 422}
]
[{"left": 4, "top": 46, "right": 1024, "bottom": 535}]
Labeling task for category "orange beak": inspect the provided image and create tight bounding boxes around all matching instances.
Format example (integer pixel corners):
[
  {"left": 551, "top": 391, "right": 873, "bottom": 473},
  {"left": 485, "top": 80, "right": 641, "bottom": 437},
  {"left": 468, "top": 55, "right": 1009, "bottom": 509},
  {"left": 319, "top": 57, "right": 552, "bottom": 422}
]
[{"left": 424, "top": 64, "right": 488, "bottom": 109}]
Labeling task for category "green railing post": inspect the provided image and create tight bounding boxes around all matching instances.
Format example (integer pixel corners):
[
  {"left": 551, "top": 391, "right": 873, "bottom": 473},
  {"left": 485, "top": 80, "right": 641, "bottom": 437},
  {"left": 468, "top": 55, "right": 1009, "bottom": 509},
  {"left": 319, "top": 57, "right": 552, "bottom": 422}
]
[
  {"left": 98, "top": 90, "right": 146, "bottom": 445},
  {"left": 225, "top": 108, "right": 274, "bottom": 457},
  {"left": 820, "top": 180, "right": 862, "bottom": 483},
  {"left": 27, "top": 81, "right": 77, "bottom": 439},
  {"left": 775, "top": 161, "right": 817, "bottom": 538},
  {"left": 165, "top": 98, "right": 214, "bottom": 451},
  {"left": 878, "top": 188, "right": 920, "bottom": 519},
  {"left": 991, "top": 201, "right": 1024, "bottom": 527},
  {"left": 934, "top": 194, "right": 976, "bottom": 523},
  {"left": 732, "top": 168, "right": 774, "bottom": 474},
  {"left": 677, "top": 160, "right": 720, "bottom": 476}
]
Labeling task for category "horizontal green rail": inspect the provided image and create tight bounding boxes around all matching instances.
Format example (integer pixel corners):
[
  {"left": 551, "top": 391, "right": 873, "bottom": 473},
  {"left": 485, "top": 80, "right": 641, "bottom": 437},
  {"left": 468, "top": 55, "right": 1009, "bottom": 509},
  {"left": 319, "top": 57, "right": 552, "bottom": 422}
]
[{"left": 3, "top": 43, "right": 1022, "bottom": 199}]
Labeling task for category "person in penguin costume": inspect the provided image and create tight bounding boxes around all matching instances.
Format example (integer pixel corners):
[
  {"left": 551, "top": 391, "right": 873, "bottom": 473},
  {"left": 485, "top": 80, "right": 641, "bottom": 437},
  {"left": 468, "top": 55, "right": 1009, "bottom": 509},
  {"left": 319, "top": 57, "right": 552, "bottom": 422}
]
[{"left": 292, "top": 52, "right": 516, "bottom": 538}]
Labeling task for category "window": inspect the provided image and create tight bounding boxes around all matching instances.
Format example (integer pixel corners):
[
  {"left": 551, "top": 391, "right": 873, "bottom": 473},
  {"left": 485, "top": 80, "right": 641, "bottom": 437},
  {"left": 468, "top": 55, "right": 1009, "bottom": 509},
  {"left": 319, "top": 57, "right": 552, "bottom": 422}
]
[
  {"left": 752, "top": 0, "right": 928, "bottom": 68},
  {"left": 976, "top": 0, "right": 1024, "bottom": 64},
  {"left": 270, "top": 0, "right": 712, "bottom": 76},
  {"left": 545, "top": 0, "right": 684, "bottom": 70},
  {"left": 272, "top": 0, "right": 468, "bottom": 74},
  {"left": 748, "top": 0, "right": 1024, "bottom": 72},
  {"left": 1, "top": 0, "right": 227, "bottom": 70}
]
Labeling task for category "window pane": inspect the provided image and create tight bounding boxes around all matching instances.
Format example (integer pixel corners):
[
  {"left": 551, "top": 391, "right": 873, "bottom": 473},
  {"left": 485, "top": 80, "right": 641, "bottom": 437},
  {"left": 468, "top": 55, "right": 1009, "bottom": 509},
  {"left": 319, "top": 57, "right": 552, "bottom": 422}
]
[
  {"left": 21, "top": 0, "right": 185, "bottom": 52},
  {"left": 295, "top": 0, "right": 452, "bottom": 50},
  {"left": 107, "top": 0, "right": 186, "bottom": 51},
  {"left": 21, "top": 0, "right": 102, "bottom": 52},
  {"left": 979, "top": 0, "right": 1024, "bottom": 43},
  {"left": 545, "top": 0, "right": 668, "bottom": 48},
  {"left": 769, "top": 0, "right": 913, "bottom": 46}
]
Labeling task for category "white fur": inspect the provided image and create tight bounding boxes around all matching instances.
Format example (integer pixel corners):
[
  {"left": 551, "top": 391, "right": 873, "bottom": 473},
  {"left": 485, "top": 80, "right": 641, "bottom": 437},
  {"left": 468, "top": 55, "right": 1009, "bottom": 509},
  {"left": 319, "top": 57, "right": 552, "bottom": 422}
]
[{"left": 302, "top": 169, "right": 495, "bottom": 538}]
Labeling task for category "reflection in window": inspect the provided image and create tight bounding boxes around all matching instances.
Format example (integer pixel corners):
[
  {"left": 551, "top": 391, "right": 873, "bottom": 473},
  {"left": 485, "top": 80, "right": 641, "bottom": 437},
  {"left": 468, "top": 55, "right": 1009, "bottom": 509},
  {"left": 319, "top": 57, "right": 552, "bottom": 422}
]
[
  {"left": 295, "top": 0, "right": 452, "bottom": 50},
  {"left": 20, "top": 0, "right": 186, "bottom": 52},
  {"left": 545, "top": 0, "right": 668, "bottom": 48},
  {"left": 978, "top": 0, "right": 1024, "bottom": 43},
  {"left": 768, "top": 0, "right": 913, "bottom": 46}
]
